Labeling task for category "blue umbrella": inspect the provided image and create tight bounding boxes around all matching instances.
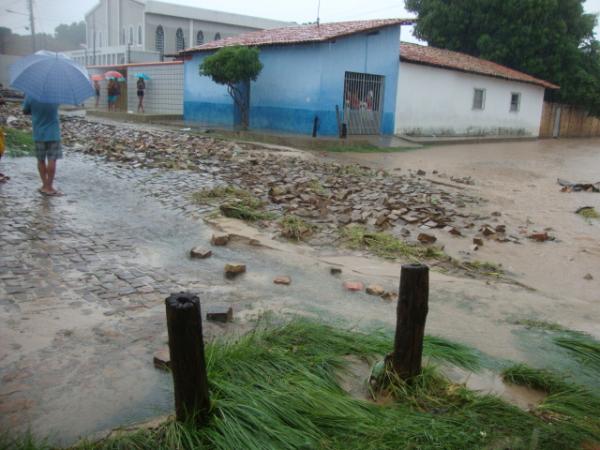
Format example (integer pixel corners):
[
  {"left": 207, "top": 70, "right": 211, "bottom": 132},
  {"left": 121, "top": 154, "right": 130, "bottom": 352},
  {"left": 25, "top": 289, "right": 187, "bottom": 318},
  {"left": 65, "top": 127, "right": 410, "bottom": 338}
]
[
  {"left": 134, "top": 72, "right": 150, "bottom": 80},
  {"left": 9, "top": 50, "right": 95, "bottom": 105}
]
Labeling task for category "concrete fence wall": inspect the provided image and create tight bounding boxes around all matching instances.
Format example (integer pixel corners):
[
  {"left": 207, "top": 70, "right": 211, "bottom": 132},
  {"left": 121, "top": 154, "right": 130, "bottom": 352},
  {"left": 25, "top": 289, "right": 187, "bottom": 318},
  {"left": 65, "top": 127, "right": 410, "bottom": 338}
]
[
  {"left": 86, "top": 61, "right": 183, "bottom": 115},
  {"left": 539, "top": 101, "right": 600, "bottom": 138}
]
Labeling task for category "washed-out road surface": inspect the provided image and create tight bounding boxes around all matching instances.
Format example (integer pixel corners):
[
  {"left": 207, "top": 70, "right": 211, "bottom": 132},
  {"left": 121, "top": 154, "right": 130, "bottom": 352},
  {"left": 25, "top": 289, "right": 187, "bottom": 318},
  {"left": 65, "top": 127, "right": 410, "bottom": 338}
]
[{"left": 1, "top": 131, "right": 599, "bottom": 445}]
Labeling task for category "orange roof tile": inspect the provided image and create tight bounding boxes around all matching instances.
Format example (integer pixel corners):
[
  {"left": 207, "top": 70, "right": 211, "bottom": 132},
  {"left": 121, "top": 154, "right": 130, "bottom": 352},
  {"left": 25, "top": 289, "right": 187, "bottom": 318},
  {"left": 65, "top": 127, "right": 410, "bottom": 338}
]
[
  {"left": 181, "top": 19, "right": 414, "bottom": 53},
  {"left": 400, "top": 42, "right": 558, "bottom": 89}
]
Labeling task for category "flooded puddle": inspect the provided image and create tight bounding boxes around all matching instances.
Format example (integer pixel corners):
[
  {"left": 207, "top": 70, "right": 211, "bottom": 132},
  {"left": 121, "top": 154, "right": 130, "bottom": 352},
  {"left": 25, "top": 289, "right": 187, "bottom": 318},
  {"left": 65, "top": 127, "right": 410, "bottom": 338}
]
[{"left": 443, "top": 366, "right": 546, "bottom": 411}]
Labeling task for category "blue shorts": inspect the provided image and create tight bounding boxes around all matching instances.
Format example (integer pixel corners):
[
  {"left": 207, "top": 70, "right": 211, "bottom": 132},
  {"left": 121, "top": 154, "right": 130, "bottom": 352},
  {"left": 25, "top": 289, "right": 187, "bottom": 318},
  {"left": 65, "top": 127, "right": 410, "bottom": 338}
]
[
  {"left": 35, "top": 141, "right": 62, "bottom": 161},
  {"left": 108, "top": 95, "right": 117, "bottom": 103}
]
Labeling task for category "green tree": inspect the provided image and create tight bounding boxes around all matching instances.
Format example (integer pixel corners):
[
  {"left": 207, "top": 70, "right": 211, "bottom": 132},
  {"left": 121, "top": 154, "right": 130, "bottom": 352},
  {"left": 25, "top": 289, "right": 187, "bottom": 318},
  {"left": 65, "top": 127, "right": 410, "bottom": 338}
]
[
  {"left": 199, "top": 46, "right": 263, "bottom": 129},
  {"left": 54, "top": 21, "right": 86, "bottom": 49},
  {"left": 406, "top": 0, "right": 600, "bottom": 114}
]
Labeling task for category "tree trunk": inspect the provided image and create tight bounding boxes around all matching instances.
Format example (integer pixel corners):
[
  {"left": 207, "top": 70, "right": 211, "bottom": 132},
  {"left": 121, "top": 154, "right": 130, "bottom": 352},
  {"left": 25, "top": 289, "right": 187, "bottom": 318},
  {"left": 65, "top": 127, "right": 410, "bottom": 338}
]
[
  {"left": 165, "top": 292, "right": 211, "bottom": 426},
  {"left": 388, "top": 264, "right": 429, "bottom": 380}
]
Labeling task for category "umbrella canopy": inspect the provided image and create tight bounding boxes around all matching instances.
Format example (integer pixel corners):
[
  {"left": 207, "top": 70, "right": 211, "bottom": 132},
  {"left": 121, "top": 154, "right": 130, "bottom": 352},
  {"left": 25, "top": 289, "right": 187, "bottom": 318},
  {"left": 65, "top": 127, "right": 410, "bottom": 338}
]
[
  {"left": 10, "top": 50, "right": 94, "bottom": 105},
  {"left": 91, "top": 74, "right": 104, "bottom": 81},
  {"left": 134, "top": 73, "right": 150, "bottom": 80},
  {"left": 104, "top": 70, "right": 124, "bottom": 79}
]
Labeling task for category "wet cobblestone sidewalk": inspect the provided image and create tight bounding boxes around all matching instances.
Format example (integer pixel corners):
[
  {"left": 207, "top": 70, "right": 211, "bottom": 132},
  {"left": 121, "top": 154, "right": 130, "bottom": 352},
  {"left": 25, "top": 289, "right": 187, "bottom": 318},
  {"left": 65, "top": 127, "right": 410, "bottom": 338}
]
[{"left": 0, "top": 152, "right": 234, "bottom": 443}]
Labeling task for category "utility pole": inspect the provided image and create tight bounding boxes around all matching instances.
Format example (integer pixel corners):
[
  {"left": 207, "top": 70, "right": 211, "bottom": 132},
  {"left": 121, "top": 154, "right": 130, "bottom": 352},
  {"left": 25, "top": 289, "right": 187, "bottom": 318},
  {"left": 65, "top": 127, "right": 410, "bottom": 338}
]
[{"left": 27, "top": 0, "right": 35, "bottom": 52}]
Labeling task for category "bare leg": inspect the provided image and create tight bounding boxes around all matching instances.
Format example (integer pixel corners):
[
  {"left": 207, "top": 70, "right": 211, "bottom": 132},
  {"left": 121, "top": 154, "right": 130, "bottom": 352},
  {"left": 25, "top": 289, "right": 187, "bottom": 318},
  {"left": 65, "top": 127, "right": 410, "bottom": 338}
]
[
  {"left": 46, "top": 159, "right": 57, "bottom": 193},
  {"left": 38, "top": 160, "right": 47, "bottom": 191}
]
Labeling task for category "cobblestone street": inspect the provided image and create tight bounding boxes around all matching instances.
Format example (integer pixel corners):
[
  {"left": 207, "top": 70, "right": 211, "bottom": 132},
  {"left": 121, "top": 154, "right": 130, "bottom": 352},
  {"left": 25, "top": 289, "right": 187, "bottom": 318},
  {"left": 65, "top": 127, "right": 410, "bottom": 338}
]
[{"left": 0, "top": 151, "right": 383, "bottom": 443}]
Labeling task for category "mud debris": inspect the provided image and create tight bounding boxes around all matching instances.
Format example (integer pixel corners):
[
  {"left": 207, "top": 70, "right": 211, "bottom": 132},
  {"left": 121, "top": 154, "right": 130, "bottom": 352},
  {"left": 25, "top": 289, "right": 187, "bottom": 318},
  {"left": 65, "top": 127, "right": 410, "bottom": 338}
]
[
  {"left": 224, "top": 263, "right": 246, "bottom": 277},
  {"left": 343, "top": 281, "right": 364, "bottom": 292},
  {"left": 558, "top": 178, "right": 600, "bottom": 193},
  {"left": 273, "top": 276, "right": 292, "bottom": 286},
  {"left": 0, "top": 104, "right": 536, "bottom": 264},
  {"left": 190, "top": 247, "right": 212, "bottom": 259}
]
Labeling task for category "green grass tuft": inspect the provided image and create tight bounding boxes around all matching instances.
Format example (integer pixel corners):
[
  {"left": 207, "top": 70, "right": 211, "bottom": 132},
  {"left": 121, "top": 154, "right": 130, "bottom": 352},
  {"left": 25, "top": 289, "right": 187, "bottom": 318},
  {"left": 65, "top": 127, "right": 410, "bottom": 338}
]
[
  {"left": 192, "top": 185, "right": 277, "bottom": 222},
  {"left": 340, "top": 225, "right": 444, "bottom": 261},
  {"left": 511, "top": 319, "right": 566, "bottom": 332},
  {"left": 553, "top": 334, "right": 600, "bottom": 372},
  {"left": 322, "top": 143, "right": 419, "bottom": 153},
  {"left": 278, "top": 215, "right": 317, "bottom": 241},
  {"left": 577, "top": 207, "right": 599, "bottom": 220},
  {"left": 192, "top": 185, "right": 258, "bottom": 206},
  {"left": 502, "top": 363, "right": 600, "bottom": 443},
  {"left": 6, "top": 320, "right": 600, "bottom": 450},
  {"left": 461, "top": 260, "right": 504, "bottom": 276},
  {"left": 3, "top": 127, "right": 35, "bottom": 157}
]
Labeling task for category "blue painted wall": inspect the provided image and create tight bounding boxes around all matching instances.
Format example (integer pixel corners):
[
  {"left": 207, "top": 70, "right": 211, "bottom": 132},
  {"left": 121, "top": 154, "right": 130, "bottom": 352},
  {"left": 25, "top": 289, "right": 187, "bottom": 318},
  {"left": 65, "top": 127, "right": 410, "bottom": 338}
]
[{"left": 184, "top": 24, "right": 401, "bottom": 135}]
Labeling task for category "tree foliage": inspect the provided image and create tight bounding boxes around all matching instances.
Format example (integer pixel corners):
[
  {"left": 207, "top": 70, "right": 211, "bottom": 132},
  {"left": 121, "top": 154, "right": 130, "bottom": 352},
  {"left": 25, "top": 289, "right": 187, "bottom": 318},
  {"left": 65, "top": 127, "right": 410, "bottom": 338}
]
[
  {"left": 54, "top": 21, "right": 86, "bottom": 48},
  {"left": 406, "top": 0, "right": 600, "bottom": 114},
  {"left": 200, "top": 46, "right": 263, "bottom": 129}
]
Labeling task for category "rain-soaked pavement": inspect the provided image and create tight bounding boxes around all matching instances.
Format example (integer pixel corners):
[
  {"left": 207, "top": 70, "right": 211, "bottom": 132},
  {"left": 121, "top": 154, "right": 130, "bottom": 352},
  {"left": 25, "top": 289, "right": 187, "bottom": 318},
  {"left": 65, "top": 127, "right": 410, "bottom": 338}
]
[{"left": 0, "top": 151, "right": 398, "bottom": 444}]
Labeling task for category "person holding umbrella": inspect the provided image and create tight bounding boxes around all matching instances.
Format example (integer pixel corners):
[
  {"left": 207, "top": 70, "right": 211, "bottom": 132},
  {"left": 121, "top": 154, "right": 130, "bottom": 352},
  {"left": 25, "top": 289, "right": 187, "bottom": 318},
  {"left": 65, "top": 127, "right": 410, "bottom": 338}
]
[{"left": 10, "top": 51, "right": 94, "bottom": 196}]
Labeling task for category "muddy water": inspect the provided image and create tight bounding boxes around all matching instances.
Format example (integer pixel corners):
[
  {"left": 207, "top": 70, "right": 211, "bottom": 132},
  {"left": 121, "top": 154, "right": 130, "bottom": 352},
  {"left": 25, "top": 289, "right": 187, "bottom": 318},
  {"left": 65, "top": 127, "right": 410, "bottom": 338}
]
[{"left": 325, "top": 139, "right": 600, "bottom": 338}]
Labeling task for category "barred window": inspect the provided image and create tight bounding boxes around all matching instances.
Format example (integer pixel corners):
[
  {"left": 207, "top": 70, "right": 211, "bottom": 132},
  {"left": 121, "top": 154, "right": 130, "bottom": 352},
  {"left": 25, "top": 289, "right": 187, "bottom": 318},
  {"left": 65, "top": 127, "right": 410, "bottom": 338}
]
[
  {"left": 473, "top": 88, "right": 486, "bottom": 110},
  {"left": 176, "top": 28, "right": 185, "bottom": 51},
  {"left": 155, "top": 26, "right": 164, "bottom": 52}
]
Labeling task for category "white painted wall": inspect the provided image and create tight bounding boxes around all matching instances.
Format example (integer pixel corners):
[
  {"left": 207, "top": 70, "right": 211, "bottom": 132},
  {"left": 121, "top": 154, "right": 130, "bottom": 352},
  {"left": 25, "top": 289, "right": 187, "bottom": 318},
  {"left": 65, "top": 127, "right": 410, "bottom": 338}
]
[{"left": 395, "top": 62, "right": 545, "bottom": 137}]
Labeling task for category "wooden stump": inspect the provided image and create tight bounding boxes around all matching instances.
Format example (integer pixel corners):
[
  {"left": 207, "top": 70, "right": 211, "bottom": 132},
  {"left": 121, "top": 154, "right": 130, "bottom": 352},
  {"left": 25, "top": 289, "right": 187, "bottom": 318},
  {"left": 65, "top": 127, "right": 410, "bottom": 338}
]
[
  {"left": 388, "top": 264, "right": 429, "bottom": 380},
  {"left": 165, "top": 292, "right": 211, "bottom": 426}
]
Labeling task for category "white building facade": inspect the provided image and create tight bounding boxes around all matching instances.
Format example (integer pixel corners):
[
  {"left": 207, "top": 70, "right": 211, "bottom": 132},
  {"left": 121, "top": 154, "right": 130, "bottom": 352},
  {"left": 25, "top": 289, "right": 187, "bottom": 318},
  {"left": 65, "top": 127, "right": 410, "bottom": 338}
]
[
  {"left": 66, "top": 0, "right": 290, "bottom": 66},
  {"left": 395, "top": 43, "right": 557, "bottom": 138}
]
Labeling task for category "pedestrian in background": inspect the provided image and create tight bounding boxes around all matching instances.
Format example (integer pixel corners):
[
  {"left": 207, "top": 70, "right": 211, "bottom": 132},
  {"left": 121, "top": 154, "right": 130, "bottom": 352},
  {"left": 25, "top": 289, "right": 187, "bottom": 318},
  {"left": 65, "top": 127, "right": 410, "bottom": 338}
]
[
  {"left": 136, "top": 77, "right": 146, "bottom": 113},
  {"left": 22, "top": 96, "right": 62, "bottom": 196},
  {"left": 94, "top": 80, "right": 101, "bottom": 108},
  {"left": 107, "top": 79, "right": 120, "bottom": 111}
]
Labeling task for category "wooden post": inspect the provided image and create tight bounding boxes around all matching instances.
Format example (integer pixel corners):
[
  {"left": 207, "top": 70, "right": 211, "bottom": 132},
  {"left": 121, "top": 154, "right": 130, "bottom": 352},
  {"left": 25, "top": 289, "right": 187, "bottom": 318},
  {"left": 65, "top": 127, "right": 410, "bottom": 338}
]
[
  {"left": 165, "top": 292, "right": 211, "bottom": 426},
  {"left": 389, "top": 264, "right": 429, "bottom": 380}
]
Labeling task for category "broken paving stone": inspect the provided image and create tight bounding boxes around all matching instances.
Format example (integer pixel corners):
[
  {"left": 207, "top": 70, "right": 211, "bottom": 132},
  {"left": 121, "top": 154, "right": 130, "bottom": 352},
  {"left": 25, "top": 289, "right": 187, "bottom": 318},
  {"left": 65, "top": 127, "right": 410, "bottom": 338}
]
[
  {"left": 473, "top": 237, "right": 484, "bottom": 246},
  {"left": 206, "top": 305, "right": 233, "bottom": 323},
  {"left": 330, "top": 267, "right": 342, "bottom": 275},
  {"left": 224, "top": 263, "right": 246, "bottom": 277},
  {"left": 190, "top": 247, "right": 212, "bottom": 259},
  {"left": 417, "top": 233, "right": 437, "bottom": 244},
  {"left": 273, "top": 276, "right": 292, "bottom": 285},
  {"left": 584, "top": 273, "right": 594, "bottom": 281},
  {"left": 495, "top": 225, "right": 507, "bottom": 233},
  {"left": 153, "top": 348, "right": 170, "bottom": 371},
  {"left": 211, "top": 234, "right": 230, "bottom": 246},
  {"left": 444, "top": 226, "right": 462, "bottom": 236},
  {"left": 491, "top": 211, "right": 502, "bottom": 217},
  {"left": 528, "top": 232, "right": 551, "bottom": 242},
  {"left": 366, "top": 284, "right": 386, "bottom": 296},
  {"left": 471, "top": 244, "right": 480, "bottom": 251},
  {"left": 381, "top": 291, "right": 398, "bottom": 302},
  {"left": 343, "top": 281, "right": 364, "bottom": 292},
  {"left": 480, "top": 226, "right": 496, "bottom": 237},
  {"left": 417, "top": 169, "right": 426, "bottom": 176}
]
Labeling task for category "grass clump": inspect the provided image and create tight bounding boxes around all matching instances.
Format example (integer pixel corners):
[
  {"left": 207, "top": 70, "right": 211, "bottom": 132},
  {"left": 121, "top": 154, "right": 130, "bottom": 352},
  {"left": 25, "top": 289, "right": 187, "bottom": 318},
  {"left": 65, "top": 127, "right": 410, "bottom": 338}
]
[
  {"left": 553, "top": 333, "right": 600, "bottom": 372},
  {"left": 3, "top": 127, "right": 35, "bottom": 157},
  {"left": 322, "top": 143, "right": 419, "bottom": 153},
  {"left": 511, "top": 319, "right": 566, "bottom": 332},
  {"left": 278, "top": 215, "right": 317, "bottom": 241},
  {"left": 577, "top": 207, "right": 599, "bottom": 220},
  {"left": 219, "top": 203, "right": 276, "bottom": 222},
  {"left": 340, "top": 225, "right": 444, "bottom": 260},
  {"left": 193, "top": 185, "right": 276, "bottom": 222},
  {"left": 461, "top": 260, "right": 504, "bottom": 276},
  {"left": 192, "top": 185, "right": 256, "bottom": 205},
  {"left": 502, "top": 363, "right": 600, "bottom": 443},
  {"left": 7, "top": 320, "right": 600, "bottom": 450}
]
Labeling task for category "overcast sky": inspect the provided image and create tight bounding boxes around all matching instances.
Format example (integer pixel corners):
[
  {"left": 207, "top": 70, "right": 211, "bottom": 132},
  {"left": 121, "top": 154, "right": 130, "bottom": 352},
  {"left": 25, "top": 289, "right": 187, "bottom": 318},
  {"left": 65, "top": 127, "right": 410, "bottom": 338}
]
[{"left": 1, "top": 0, "right": 600, "bottom": 42}]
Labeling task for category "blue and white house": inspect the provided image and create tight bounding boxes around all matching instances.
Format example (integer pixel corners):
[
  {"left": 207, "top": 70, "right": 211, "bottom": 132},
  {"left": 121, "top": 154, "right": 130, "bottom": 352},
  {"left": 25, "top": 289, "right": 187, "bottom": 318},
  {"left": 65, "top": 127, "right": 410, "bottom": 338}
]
[{"left": 181, "top": 19, "right": 412, "bottom": 136}]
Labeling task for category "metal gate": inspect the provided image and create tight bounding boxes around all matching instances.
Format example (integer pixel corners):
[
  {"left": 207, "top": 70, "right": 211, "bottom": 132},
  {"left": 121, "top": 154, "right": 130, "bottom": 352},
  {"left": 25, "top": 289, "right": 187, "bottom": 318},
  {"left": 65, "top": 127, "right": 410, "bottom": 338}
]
[{"left": 343, "top": 71, "right": 385, "bottom": 135}]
